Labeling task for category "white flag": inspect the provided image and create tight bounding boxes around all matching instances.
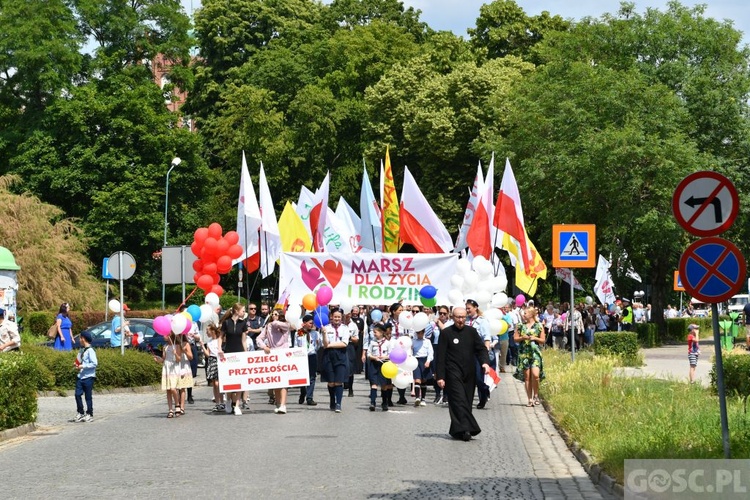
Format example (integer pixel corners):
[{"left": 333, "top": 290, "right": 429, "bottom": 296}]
[
  {"left": 258, "top": 163, "right": 281, "bottom": 278},
  {"left": 233, "top": 152, "right": 262, "bottom": 265},
  {"left": 594, "top": 255, "right": 616, "bottom": 305}
]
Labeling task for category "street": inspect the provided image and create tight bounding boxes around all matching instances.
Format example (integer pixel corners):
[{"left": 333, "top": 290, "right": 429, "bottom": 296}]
[{"left": 0, "top": 373, "right": 610, "bottom": 499}]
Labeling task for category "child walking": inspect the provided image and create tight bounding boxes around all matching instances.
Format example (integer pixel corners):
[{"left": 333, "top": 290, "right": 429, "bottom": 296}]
[
  {"left": 687, "top": 324, "right": 701, "bottom": 383},
  {"left": 412, "top": 328, "right": 434, "bottom": 407},
  {"left": 74, "top": 331, "right": 98, "bottom": 422},
  {"left": 203, "top": 325, "right": 225, "bottom": 412},
  {"left": 154, "top": 333, "right": 181, "bottom": 418},
  {"left": 366, "top": 323, "right": 392, "bottom": 411},
  {"left": 176, "top": 333, "right": 195, "bottom": 415}
]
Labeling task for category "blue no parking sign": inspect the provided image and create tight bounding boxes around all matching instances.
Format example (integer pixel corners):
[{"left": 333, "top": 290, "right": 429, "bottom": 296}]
[{"left": 679, "top": 237, "right": 746, "bottom": 303}]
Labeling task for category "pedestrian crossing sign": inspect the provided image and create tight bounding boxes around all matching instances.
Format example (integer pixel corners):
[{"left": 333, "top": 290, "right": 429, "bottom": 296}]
[{"left": 552, "top": 224, "right": 596, "bottom": 268}]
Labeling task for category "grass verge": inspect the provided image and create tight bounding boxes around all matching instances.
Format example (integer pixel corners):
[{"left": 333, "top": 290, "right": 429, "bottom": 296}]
[{"left": 539, "top": 349, "right": 750, "bottom": 483}]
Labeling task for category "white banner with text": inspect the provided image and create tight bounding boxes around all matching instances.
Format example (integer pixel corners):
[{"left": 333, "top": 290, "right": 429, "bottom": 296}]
[{"left": 218, "top": 348, "right": 310, "bottom": 393}]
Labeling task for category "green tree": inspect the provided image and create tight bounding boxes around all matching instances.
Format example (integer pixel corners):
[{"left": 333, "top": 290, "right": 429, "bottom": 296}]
[
  {"left": 323, "top": 0, "right": 428, "bottom": 40},
  {"left": 482, "top": 60, "right": 709, "bottom": 327},
  {"left": 468, "top": 0, "right": 570, "bottom": 61}
]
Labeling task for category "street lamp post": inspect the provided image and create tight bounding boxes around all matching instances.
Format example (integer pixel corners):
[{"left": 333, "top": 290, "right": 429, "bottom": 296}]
[{"left": 162, "top": 157, "right": 182, "bottom": 309}]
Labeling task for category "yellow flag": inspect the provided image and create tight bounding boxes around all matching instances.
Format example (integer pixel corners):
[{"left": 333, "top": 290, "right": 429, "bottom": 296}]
[
  {"left": 382, "top": 145, "right": 400, "bottom": 252},
  {"left": 502, "top": 231, "right": 547, "bottom": 296},
  {"left": 278, "top": 201, "right": 311, "bottom": 253}
]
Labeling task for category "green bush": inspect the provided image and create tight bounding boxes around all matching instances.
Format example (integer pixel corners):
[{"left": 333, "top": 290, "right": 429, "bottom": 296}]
[
  {"left": 710, "top": 351, "right": 750, "bottom": 398},
  {"left": 635, "top": 322, "right": 660, "bottom": 348},
  {"left": 0, "top": 352, "right": 39, "bottom": 430},
  {"left": 22, "top": 345, "right": 161, "bottom": 391},
  {"left": 594, "top": 332, "right": 640, "bottom": 366},
  {"left": 664, "top": 317, "right": 715, "bottom": 343}
]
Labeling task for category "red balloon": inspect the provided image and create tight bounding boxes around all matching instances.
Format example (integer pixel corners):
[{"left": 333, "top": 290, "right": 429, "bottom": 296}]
[
  {"left": 203, "top": 237, "right": 218, "bottom": 255},
  {"left": 211, "top": 273, "right": 220, "bottom": 285},
  {"left": 217, "top": 255, "right": 232, "bottom": 274},
  {"left": 194, "top": 227, "right": 209, "bottom": 246},
  {"left": 227, "top": 244, "right": 243, "bottom": 259},
  {"left": 210, "top": 284, "right": 224, "bottom": 297},
  {"left": 208, "top": 222, "right": 223, "bottom": 239},
  {"left": 190, "top": 241, "right": 201, "bottom": 257},
  {"left": 225, "top": 231, "right": 240, "bottom": 245},
  {"left": 216, "top": 238, "right": 230, "bottom": 256},
  {"left": 193, "top": 272, "right": 201, "bottom": 284},
  {"left": 192, "top": 259, "right": 204, "bottom": 273},
  {"left": 203, "top": 262, "right": 217, "bottom": 275},
  {"left": 197, "top": 274, "right": 213, "bottom": 291}
]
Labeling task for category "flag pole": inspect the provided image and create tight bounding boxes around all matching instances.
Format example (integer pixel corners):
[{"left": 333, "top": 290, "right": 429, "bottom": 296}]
[{"left": 363, "top": 156, "right": 378, "bottom": 252}]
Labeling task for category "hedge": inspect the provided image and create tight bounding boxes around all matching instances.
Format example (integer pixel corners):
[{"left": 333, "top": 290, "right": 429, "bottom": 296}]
[
  {"left": 710, "top": 351, "right": 750, "bottom": 398},
  {"left": 0, "top": 352, "right": 40, "bottom": 431},
  {"left": 594, "top": 332, "right": 639, "bottom": 366},
  {"left": 21, "top": 345, "right": 161, "bottom": 392},
  {"left": 23, "top": 309, "right": 167, "bottom": 337},
  {"left": 664, "top": 317, "right": 716, "bottom": 343},
  {"left": 635, "top": 322, "right": 660, "bottom": 348}
]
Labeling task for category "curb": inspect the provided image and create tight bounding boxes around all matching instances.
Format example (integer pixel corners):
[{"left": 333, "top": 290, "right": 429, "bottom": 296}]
[
  {"left": 541, "top": 399, "right": 624, "bottom": 499},
  {"left": 0, "top": 423, "right": 37, "bottom": 443}
]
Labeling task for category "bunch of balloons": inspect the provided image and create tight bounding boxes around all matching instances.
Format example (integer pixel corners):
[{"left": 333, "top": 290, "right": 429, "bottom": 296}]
[
  {"left": 381, "top": 335, "right": 418, "bottom": 389},
  {"left": 191, "top": 223, "right": 244, "bottom": 297},
  {"left": 153, "top": 294, "right": 220, "bottom": 338},
  {"left": 418, "top": 285, "right": 437, "bottom": 308},
  {"left": 446, "top": 256, "right": 508, "bottom": 309}
]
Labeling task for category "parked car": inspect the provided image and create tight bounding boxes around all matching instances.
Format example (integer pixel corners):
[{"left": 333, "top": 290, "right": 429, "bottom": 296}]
[{"left": 45, "top": 318, "right": 164, "bottom": 351}]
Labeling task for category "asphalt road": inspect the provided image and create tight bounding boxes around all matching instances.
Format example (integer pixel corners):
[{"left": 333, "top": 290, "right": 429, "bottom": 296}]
[{"left": 0, "top": 373, "right": 611, "bottom": 500}]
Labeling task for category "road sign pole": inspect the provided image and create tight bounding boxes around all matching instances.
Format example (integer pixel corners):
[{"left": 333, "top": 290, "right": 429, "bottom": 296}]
[
  {"left": 105, "top": 279, "right": 110, "bottom": 322},
  {"left": 711, "top": 303, "right": 731, "bottom": 458},
  {"left": 570, "top": 269, "right": 575, "bottom": 363},
  {"left": 119, "top": 251, "right": 126, "bottom": 357}
]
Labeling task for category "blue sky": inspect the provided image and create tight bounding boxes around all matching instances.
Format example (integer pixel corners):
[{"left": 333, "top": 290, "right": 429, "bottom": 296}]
[{"left": 181, "top": 1, "right": 749, "bottom": 44}]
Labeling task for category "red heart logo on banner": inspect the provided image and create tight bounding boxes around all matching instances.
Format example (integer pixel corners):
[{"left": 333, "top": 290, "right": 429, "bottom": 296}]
[
  {"left": 312, "top": 258, "right": 343, "bottom": 288},
  {"left": 300, "top": 261, "right": 325, "bottom": 291}
]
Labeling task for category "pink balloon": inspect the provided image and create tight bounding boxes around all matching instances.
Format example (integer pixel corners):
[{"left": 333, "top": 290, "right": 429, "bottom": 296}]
[
  {"left": 390, "top": 347, "right": 407, "bottom": 365},
  {"left": 181, "top": 319, "right": 192, "bottom": 335},
  {"left": 515, "top": 294, "right": 526, "bottom": 307},
  {"left": 153, "top": 316, "right": 171, "bottom": 336},
  {"left": 316, "top": 286, "right": 333, "bottom": 306}
]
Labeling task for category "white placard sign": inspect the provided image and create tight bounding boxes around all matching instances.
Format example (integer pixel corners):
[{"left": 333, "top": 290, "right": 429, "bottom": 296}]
[{"left": 218, "top": 348, "right": 309, "bottom": 393}]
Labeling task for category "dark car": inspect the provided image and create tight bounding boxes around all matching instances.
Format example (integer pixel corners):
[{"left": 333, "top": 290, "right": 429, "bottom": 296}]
[{"left": 45, "top": 318, "right": 165, "bottom": 351}]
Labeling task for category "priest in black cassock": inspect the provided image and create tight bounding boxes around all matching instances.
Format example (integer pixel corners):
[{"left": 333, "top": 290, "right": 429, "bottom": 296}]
[{"left": 436, "top": 306, "right": 492, "bottom": 441}]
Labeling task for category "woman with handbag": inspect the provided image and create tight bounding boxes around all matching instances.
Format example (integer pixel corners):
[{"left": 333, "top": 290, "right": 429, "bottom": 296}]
[{"left": 54, "top": 303, "right": 73, "bottom": 351}]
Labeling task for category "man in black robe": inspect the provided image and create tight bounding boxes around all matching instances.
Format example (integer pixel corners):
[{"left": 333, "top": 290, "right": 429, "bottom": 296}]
[{"left": 436, "top": 307, "right": 491, "bottom": 441}]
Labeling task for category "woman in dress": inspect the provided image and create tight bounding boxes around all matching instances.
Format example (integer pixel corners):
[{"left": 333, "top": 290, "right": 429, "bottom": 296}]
[
  {"left": 514, "top": 306, "right": 546, "bottom": 407},
  {"left": 154, "top": 333, "right": 181, "bottom": 418},
  {"left": 220, "top": 303, "right": 250, "bottom": 415},
  {"left": 54, "top": 302, "right": 73, "bottom": 351}
]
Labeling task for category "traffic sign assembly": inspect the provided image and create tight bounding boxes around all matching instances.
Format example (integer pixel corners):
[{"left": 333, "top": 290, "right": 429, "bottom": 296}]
[
  {"left": 552, "top": 224, "right": 596, "bottom": 268},
  {"left": 679, "top": 237, "right": 746, "bottom": 304},
  {"left": 672, "top": 171, "right": 738, "bottom": 237},
  {"left": 673, "top": 270, "right": 685, "bottom": 292}
]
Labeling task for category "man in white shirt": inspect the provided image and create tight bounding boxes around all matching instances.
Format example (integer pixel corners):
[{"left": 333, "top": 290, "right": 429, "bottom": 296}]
[{"left": 0, "top": 308, "right": 20, "bottom": 352}]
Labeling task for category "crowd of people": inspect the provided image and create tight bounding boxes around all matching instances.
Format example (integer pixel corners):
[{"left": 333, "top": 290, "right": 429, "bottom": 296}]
[{"left": 147, "top": 294, "right": 644, "bottom": 440}]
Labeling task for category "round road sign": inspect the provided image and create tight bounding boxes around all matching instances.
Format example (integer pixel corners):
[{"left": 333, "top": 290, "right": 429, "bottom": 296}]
[
  {"left": 678, "top": 237, "right": 746, "bottom": 304},
  {"left": 672, "top": 171, "right": 738, "bottom": 236},
  {"left": 107, "top": 251, "right": 136, "bottom": 280}
]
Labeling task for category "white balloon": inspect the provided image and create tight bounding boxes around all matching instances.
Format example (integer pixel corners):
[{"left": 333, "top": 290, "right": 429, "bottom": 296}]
[
  {"left": 472, "top": 255, "right": 488, "bottom": 270},
  {"left": 288, "top": 317, "right": 301, "bottom": 330},
  {"left": 399, "top": 311, "right": 414, "bottom": 330},
  {"left": 411, "top": 312, "right": 429, "bottom": 332},
  {"left": 448, "top": 289, "right": 464, "bottom": 305},
  {"left": 484, "top": 307, "right": 503, "bottom": 321},
  {"left": 396, "top": 336, "right": 413, "bottom": 352},
  {"left": 495, "top": 276, "right": 508, "bottom": 291},
  {"left": 108, "top": 299, "right": 121, "bottom": 313},
  {"left": 400, "top": 355, "right": 418, "bottom": 371},
  {"left": 204, "top": 292, "right": 220, "bottom": 308},
  {"left": 392, "top": 371, "right": 412, "bottom": 389},
  {"left": 456, "top": 258, "right": 472, "bottom": 276},
  {"left": 463, "top": 270, "right": 480, "bottom": 290},
  {"left": 450, "top": 274, "right": 465, "bottom": 289},
  {"left": 492, "top": 292, "right": 509, "bottom": 308},
  {"left": 199, "top": 304, "right": 213, "bottom": 322},
  {"left": 488, "top": 318, "right": 503, "bottom": 335},
  {"left": 475, "top": 290, "right": 492, "bottom": 309},
  {"left": 171, "top": 313, "right": 188, "bottom": 334},
  {"left": 473, "top": 257, "right": 493, "bottom": 277},
  {"left": 339, "top": 296, "right": 354, "bottom": 314},
  {"left": 477, "top": 279, "right": 494, "bottom": 292},
  {"left": 286, "top": 304, "right": 303, "bottom": 322},
  {"left": 585, "top": 296, "right": 594, "bottom": 305}
]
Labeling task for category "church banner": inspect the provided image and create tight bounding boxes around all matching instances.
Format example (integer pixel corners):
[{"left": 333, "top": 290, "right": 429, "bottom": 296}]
[{"left": 279, "top": 252, "right": 458, "bottom": 306}]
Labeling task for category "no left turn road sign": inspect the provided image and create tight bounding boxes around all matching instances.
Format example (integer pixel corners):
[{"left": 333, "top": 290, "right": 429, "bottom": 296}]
[{"left": 672, "top": 171, "right": 738, "bottom": 237}]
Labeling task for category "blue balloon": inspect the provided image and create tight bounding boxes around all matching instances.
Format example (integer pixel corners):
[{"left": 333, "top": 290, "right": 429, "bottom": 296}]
[
  {"left": 608, "top": 304, "right": 616, "bottom": 313},
  {"left": 370, "top": 309, "right": 383, "bottom": 321},
  {"left": 419, "top": 285, "right": 437, "bottom": 300},
  {"left": 187, "top": 304, "right": 202, "bottom": 322},
  {"left": 314, "top": 310, "right": 329, "bottom": 328}
]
